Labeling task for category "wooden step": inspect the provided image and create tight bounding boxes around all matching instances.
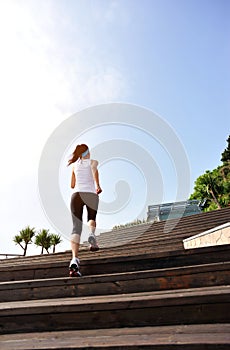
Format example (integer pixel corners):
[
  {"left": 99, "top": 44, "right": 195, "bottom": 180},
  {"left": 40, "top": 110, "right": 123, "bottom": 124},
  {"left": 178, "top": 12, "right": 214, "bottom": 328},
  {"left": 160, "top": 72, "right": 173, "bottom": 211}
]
[
  {"left": 1, "top": 207, "right": 228, "bottom": 270},
  {"left": 0, "top": 324, "right": 230, "bottom": 349},
  {"left": 0, "top": 208, "right": 229, "bottom": 348},
  {"left": 0, "top": 262, "right": 229, "bottom": 302},
  {"left": 0, "top": 207, "right": 228, "bottom": 271},
  {"left": 0, "top": 286, "right": 229, "bottom": 334},
  {"left": 0, "top": 244, "right": 229, "bottom": 282},
  {"left": 96, "top": 207, "right": 230, "bottom": 248}
]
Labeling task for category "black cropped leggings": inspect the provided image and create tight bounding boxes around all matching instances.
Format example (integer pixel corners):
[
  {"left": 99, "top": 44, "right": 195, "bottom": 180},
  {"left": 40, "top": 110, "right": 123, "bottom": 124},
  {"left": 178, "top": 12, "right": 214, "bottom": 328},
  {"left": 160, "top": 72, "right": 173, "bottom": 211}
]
[{"left": 70, "top": 192, "right": 99, "bottom": 235}]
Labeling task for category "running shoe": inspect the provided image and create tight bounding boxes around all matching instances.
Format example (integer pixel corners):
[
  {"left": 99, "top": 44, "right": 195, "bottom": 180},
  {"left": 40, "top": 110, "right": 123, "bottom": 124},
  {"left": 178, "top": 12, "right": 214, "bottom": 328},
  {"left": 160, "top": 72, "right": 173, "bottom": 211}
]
[
  {"left": 69, "top": 258, "right": 81, "bottom": 277},
  {"left": 88, "top": 233, "right": 99, "bottom": 252}
]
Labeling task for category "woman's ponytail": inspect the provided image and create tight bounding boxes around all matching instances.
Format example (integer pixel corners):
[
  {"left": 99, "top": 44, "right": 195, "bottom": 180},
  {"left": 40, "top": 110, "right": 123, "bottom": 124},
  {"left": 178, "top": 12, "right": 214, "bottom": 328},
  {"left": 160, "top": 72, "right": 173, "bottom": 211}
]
[{"left": 67, "top": 144, "right": 88, "bottom": 166}]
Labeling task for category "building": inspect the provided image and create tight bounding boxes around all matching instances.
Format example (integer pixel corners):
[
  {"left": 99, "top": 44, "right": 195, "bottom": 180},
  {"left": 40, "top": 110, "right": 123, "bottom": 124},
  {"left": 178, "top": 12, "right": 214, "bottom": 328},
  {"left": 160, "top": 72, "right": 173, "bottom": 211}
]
[{"left": 147, "top": 199, "right": 206, "bottom": 222}]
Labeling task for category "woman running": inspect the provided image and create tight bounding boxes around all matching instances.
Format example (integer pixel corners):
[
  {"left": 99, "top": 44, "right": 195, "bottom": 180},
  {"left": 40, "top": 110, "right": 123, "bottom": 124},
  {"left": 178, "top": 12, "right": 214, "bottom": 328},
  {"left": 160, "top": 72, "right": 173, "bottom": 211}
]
[{"left": 67, "top": 144, "right": 102, "bottom": 277}]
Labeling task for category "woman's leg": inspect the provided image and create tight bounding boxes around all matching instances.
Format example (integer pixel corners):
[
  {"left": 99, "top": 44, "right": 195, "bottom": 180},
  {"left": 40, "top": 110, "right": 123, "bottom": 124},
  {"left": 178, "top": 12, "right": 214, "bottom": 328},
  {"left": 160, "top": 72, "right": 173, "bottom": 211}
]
[
  {"left": 70, "top": 233, "right": 80, "bottom": 259},
  {"left": 88, "top": 219, "right": 96, "bottom": 234},
  {"left": 70, "top": 192, "right": 84, "bottom": 272},
  {"left": 84, "top": 193, "right": 99, "bottom": 250}
]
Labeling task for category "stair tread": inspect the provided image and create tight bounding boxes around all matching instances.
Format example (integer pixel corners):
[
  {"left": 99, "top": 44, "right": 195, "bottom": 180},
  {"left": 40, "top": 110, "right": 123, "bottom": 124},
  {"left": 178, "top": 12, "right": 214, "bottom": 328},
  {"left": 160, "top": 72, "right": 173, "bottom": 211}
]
[
  {"left": 0, "top": 261, "right": 229, "bottom": 288},
  {"left": 1, "top": 244, "right": 229, "bottom": 268},
  {"left": 1, "top": 285, "right": 229, "bottom": 315},
  {"left": 0, "top": 244, "right": 229, "bottom": 283},
  {"left": 0, "top": 208, "right": 229, "bottom": 344},
  {"left": 1, "top": 207, "right": 229, "bottom": 268},
  {"left": 0, "top": 261, "right": 229, "bottom": 303},
  {"left": 0, "top": 324, "right": 230, "bottom": 349}
]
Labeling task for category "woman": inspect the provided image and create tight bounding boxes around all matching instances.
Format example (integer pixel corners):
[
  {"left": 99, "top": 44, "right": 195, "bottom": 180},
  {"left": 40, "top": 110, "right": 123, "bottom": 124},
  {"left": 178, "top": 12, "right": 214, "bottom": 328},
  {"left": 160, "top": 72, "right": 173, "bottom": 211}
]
[{"left": 67, "top": 144, "right": 102, "bottom": 277}]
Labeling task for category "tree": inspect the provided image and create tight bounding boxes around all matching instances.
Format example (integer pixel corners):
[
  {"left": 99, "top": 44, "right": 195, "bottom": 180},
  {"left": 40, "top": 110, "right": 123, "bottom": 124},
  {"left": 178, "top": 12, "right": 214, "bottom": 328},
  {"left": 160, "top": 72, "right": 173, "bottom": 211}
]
[
  {"left": 190, "top": 136, "right": 230, "bottom": 211},
  {"left": 34, "top": 229, "right": 52, "bottom": 254},
  {"left": 34, "top": 230, "right": 62, "bottom": 254},
  {"left": 190, "top": 169, "right": 222, "bottom": 210},
  {"left": 13, "top": 226, "right": 36, "bottom": 256},
  {"left": 50, "top": 234, "right": 62, "bottom": 253},
  {"left": 221, "top": 135, "right": 230, "bottom": 163}
]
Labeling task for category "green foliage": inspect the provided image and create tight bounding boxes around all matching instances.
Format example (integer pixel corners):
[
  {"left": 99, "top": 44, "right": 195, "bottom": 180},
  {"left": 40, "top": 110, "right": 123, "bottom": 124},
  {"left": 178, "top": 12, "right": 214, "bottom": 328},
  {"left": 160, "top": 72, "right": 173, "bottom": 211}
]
[
  {"left": 221, "top": 135, "right": 230, "bottom": 163},
  {"left": 50, "top": 234, "right": 62, "bottom": 253},
  {"left": 35, "top": 229, "right": 52, "bottom": 254},
  {"left": 13, "top": 226, "right": 36, "bottom": 256},
  {"left": 190, "top": 135, "right": 230, "bottom": 211},
  {"left": 13, "top": 227, "right": 62, "bottom": 256},
  {"left": 34, "top": 230, "right": 62, "bottom": 254}
]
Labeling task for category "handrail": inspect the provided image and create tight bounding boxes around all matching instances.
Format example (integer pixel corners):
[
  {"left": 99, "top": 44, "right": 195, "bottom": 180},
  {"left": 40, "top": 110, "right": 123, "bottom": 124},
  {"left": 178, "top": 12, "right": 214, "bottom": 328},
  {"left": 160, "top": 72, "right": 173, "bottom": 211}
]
[{"left": 0, "top": 254, "right": 23, "bottom": 259}]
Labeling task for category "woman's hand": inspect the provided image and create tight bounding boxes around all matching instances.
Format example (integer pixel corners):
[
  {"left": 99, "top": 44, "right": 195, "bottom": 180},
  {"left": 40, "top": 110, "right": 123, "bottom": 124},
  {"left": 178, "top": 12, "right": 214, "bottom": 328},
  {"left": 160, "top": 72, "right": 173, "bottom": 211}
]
[{"left": 96, "top": 185, "right": 102, "bottom": 194}]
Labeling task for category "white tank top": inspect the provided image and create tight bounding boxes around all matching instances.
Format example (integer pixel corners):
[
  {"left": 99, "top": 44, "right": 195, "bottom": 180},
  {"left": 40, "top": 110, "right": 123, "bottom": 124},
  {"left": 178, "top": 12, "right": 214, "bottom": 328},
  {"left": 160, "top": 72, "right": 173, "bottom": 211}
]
[{"left": 74, "top": 159, "right": 96, "bottom": 193}]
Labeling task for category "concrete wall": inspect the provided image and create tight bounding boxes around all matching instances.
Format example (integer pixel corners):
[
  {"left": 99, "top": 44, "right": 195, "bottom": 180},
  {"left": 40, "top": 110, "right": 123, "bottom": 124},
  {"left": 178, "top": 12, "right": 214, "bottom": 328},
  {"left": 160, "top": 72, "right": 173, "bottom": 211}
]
[{"left": 183, "top": 222, "right": 230, "bottom": 249}]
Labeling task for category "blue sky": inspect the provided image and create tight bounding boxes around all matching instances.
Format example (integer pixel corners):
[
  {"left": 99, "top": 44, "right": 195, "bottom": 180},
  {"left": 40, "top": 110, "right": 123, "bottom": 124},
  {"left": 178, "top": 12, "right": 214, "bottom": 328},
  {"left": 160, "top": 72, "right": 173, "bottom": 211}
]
[{"left": 0, "top": 0, "right": 229, "bottom": 256}]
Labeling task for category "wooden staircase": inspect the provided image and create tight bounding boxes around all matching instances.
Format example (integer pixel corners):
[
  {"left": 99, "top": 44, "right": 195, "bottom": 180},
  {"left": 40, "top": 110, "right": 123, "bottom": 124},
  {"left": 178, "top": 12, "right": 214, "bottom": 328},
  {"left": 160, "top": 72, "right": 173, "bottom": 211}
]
[{"left": 0, "top": 207, "right": 230, "bottom": 349}]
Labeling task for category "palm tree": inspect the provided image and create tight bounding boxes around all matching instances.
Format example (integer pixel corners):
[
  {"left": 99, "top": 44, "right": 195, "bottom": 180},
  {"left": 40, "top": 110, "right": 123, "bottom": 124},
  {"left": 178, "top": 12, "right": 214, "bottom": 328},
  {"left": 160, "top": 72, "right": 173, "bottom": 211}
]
[
  {"left": 50, "top": 234, "right": 62, "bottom": 253},
  {"left": 13, "top": 226, "right": 36, "bottom": 256},
  {"left": 34, "top": 229, "right": 52, "bottom": 254},
  {"left": 205, "top": 171, "right": 222, "bottom": 209}
]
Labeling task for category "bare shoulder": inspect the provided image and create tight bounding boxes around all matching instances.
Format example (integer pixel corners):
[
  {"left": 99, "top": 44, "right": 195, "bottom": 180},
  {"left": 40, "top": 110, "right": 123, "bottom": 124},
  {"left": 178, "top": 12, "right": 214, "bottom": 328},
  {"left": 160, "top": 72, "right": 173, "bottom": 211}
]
[{"left": 91, "top": 159, "right": 98, "bottom": 168}]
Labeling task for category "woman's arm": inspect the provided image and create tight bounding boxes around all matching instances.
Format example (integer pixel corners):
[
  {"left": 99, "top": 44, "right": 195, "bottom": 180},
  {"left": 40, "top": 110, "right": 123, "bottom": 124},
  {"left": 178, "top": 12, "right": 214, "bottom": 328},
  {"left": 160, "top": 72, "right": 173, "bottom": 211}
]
[
  {"left": 91, "top": 160, "right": 102, "bottom": 194},
  {"left": 71, "top": 167, "right": 76, "bottom": 189}
]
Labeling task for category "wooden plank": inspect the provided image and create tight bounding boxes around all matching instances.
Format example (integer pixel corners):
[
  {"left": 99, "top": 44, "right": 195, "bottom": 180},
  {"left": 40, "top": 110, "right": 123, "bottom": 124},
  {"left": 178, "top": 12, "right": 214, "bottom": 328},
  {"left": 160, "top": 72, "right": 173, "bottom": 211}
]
[
  {"left": 0, "top": 262, "right": 229, "bottom": 302},
  {"left": 0, "top": 243, "right": 229, "bottom": 282},
  {"left": 0, "top": 207, "right": 229, "bottom": 270},
  {"left": 0, "top": 286, "right": 229, "bottom": 334},
  {"left": 0, "top": 324, "right": 230, "bottom": 349}
]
